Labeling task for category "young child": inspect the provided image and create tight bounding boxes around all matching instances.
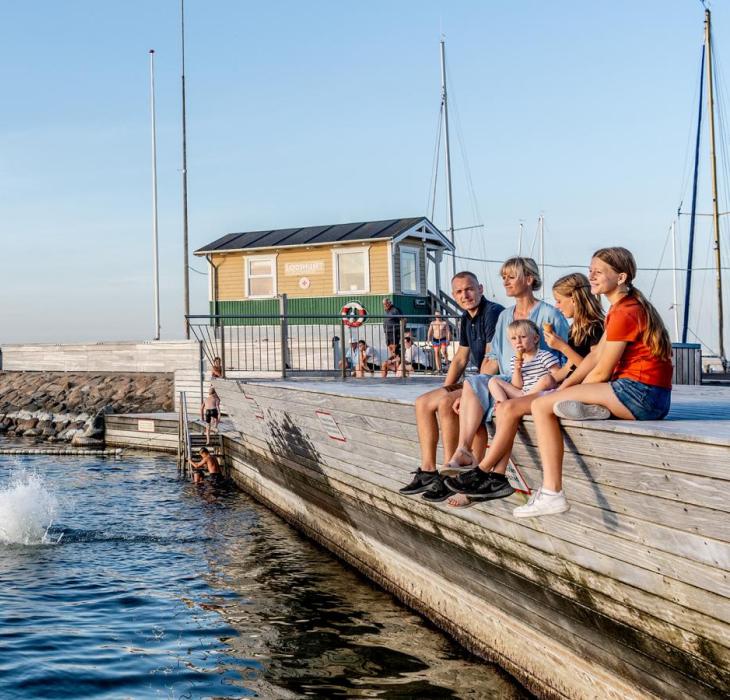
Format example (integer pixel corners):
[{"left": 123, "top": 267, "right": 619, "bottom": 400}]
[
  {"left": 487, "top": 319, "right": 561, "bottom": 403},
  {"left": 188, "top": 447, "right": 222, "bottom": 485},
  {"left": 200, "top": 387, "right": 221, "bottom": 444},
  {"left": 211, "top": 356, "right": 223, "bottom": 379}
]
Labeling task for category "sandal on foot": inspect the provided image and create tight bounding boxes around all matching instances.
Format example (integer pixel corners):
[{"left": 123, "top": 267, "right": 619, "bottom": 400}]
[
  {"left": 440, "top": 447, "right": 478, "bottom": 477},
  {"left": 446, "top": 493, "right": 479, "bottom": 509}
]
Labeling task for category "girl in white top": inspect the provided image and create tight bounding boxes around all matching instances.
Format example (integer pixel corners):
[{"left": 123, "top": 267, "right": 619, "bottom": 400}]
[{"left": 487, "top": 320, "right": 560, "bottom": 403}]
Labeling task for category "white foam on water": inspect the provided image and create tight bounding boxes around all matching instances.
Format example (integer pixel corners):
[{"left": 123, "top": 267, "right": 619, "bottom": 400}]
[{"left": 0, "top": 470, "right": 60, "bottom": 545}]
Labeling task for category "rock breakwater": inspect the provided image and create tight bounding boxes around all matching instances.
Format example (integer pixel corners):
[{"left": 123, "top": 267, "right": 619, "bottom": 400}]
[{"left": 0, "top": 371, "right": 173, "bottom": 444}]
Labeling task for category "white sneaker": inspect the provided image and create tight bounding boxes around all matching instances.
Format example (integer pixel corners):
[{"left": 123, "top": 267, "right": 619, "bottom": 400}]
[
  {"left": 553, "top": 400, "right": 610, "bottom": 421},
  {"left": 513, "top": 488, "right": 571, "bottom": 518}
]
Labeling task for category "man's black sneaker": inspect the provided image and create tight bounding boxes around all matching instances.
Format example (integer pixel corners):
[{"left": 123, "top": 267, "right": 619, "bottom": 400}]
[
  {"left": 444, "top": 467, "right": 485, "bottom": 493},
  {"left": 421, "top": 474, "right": 454, "bottom": 503},
  {"left": 446, "top": 470, "right": 514, "bottom": 500},
  {"left": 399, "top": 468, "right": 439, "bottom": 495}
]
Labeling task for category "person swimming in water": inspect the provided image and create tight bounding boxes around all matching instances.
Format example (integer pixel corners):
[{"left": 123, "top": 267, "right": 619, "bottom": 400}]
[{"left": 188, "top": 447, "right": 223, "bottom": 485}]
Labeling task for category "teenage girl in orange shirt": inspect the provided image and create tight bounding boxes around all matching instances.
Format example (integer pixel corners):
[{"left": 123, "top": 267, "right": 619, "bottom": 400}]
[{"left": 515, "top": 247, "right": 672, "bottom": 518}]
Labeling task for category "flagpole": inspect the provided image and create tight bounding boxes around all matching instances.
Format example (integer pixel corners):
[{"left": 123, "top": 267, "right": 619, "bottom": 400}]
[
  {"left": 180, "top": 0, "right": 190, "bottom": 338},
  {"left": 149, "top": 50, "right": 161, "bottom": 341}
]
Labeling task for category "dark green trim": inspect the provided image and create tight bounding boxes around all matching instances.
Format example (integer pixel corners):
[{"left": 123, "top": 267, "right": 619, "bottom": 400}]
[{"left": 209, "top": 294, "right": 431, "bottom": 326}]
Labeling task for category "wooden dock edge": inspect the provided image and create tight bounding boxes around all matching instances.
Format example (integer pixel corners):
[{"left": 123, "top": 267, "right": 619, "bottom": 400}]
[{"left": 225, "top": 440, "right": 656, "bottom": 700}]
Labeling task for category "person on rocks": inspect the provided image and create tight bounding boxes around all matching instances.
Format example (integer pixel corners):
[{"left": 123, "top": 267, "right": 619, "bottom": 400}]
[
  {"left": 398, "top": 271, "right": 504, "bottom": 503},
  {"left": 189, "top": 447, "right": 223, "bottom": 485},
  {"left": 201, "top": 387, "right": 221, "bottom": 444}
]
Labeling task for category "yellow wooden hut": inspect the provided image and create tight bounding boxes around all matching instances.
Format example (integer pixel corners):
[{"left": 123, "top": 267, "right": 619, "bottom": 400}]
[{"left": 194, "top": 217, "right": 454, "bottom": 324}]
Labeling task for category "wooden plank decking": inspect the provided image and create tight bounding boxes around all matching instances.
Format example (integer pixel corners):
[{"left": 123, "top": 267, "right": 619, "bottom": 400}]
[{"left": 215, "top": 377, "right": 730, "bottom": 700}]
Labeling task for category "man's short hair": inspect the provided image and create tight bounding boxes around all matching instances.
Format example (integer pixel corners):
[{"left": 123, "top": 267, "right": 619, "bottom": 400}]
[{"left": 451, "top": 271, "right": 480, "bottom": 285}]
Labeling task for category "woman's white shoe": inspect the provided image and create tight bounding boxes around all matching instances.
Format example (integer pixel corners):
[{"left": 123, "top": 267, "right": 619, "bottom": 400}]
[
  {"left": 553, "top": 400, "right": 610, "bottom": 421},
  {"left": 513, "top": 487, "right": 571, "bottom": 517}
]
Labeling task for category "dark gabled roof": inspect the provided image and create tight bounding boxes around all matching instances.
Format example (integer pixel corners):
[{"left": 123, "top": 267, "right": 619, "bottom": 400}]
[{"left": 195, "top": 217, "right": 435, "bottom": 254}]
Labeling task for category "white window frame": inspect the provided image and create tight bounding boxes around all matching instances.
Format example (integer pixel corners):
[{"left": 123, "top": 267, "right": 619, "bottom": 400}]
[
  {"left": 331, "top": 247, "right": 370, "bottom": 295},
  {"left": 244, "top": 254, "right": 278, "bottom": 299},
  {"left": 399, "top": 245, "right": 421, "bottom": 295}
]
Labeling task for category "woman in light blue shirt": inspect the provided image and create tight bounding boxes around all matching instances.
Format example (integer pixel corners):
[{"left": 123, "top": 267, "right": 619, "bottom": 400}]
[{"left": 442, "top": 257, "right": 568, "bottom": 475}]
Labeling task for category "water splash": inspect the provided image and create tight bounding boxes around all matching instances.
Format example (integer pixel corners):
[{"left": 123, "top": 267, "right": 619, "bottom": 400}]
[{"left": 0, "top": 470, "right": 60, "bottom": 545}]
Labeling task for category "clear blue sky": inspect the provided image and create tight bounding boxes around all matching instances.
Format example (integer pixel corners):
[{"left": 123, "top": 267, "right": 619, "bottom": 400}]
[{"left": 1, "top": 1, "right": 728, "bottom": 353}]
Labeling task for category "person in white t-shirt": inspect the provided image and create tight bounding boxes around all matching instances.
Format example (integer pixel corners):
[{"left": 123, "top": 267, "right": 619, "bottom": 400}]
[{"left": 354, "top": 340, "right": 378, "bottom": 377}]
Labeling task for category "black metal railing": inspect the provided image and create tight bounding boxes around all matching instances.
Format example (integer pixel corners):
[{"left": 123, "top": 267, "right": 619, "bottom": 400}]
[{"left": 186, "top": 312, "right": 460, "bottom": 380}]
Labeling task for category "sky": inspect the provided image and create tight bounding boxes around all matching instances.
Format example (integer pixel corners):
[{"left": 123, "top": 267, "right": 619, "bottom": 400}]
[{"left": 1, "top": 0, "right": 729, "bottom": 354}]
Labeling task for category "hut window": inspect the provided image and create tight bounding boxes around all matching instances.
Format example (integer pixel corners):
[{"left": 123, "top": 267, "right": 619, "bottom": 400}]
[
  {"left": 245, "top": 255, "right": 276, "bottom": 297},
  {"left": 333, "top": 249, "right": 369, "bottom": 293},
  {"left": 399, "top": 246, "right": 420, "bottom": 294}
]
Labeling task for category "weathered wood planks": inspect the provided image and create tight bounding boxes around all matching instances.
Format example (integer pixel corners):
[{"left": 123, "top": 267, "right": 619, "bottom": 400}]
[{"left": 216, "top": 378, "right": 730, "bottom": 699}]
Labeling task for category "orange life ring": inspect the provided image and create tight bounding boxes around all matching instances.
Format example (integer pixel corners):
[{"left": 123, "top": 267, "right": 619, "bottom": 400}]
[{"left": 341, "top": 301, "right": 368, "bottom": 328}]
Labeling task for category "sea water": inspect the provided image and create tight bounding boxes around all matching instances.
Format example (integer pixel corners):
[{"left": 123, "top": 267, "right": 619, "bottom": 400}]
[{"left": 0, "top": 452, "right": 530, "bottom": 699}]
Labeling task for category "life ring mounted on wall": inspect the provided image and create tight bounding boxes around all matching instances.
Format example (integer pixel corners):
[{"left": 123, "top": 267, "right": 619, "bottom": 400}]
[{"left": 341, "top": 301, "right": 368, "bottom": 327}]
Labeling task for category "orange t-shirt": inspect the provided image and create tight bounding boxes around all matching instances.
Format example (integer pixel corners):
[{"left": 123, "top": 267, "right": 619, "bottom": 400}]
[{"left": 605, "top": 296, "right": 673, "bottom": 389}]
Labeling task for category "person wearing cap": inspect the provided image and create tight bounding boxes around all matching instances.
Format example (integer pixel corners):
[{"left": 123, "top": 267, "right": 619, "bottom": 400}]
[{"left": 427, "top": 311, "right": 451, "bottom": 372}]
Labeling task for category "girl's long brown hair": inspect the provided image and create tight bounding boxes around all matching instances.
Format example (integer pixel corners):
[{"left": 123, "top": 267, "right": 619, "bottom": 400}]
[
  {"left": 552, "top": 272, "right": 604, "bottom": 347},
  {"left": 592, "top": 247, "right": 672, "bottom": 360}
]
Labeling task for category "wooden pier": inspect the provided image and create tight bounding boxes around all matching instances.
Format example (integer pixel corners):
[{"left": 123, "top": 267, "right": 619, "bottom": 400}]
[{"left": 214, "top": 377, "right": 729, "bottom": 699}]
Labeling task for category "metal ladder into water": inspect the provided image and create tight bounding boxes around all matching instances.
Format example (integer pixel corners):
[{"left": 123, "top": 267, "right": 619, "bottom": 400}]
[{"left": 177, "top": 391, "right": 225, "bottom": 480}]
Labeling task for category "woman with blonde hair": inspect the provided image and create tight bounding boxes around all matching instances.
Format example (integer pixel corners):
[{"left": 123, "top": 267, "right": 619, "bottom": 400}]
[
  {"left": 443, "top": 271, "right": 604, "bottom": 506},
  {"left": 510, "top": 247, "right": 672, "bottom": 517}
]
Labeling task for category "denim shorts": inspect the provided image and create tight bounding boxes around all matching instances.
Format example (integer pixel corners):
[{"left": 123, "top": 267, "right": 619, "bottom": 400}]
[
  {"left": 465, "top": 374, "right": 512, "bottom": 423},
  {"left": 610, "top": 378, "right": 671, "bottom": 420}
]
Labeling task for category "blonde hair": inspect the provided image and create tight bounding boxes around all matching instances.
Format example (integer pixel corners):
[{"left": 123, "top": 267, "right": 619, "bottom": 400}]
[
  {"left": 552, "top": 272, "right": 604, "bottom": 347},
  {"left": 500, "top": 257, "right": 541, "bottom": 291},
  {"left": 592, "top": 247, "right": 671, "bottom": 360},
  {"left": 507, "top": 319, "right": 540, "bottom": 338}
]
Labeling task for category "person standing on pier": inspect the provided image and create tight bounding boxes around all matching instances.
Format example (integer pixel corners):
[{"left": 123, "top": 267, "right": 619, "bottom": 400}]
[
  {"left": 201, "top": 387, "right": 221, "bottom": 444},
  {"left": 398, "top": 271, "right": 503, "bottom": 501},
  {"left": 382, "top": 298, "right": 405, "bottom": 349},
  {"left": 428, "top": 311, "right": 452, "bottom": 372}
]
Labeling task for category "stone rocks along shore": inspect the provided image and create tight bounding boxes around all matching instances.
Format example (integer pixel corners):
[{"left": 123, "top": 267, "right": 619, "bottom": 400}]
[{"left": 0, "top": 371, "right": 173, "bottom": 445}]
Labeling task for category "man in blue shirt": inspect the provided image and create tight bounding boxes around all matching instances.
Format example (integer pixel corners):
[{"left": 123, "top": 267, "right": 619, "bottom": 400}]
[{"left": 399, "top": 271, "right": 503, "bottom": 501}]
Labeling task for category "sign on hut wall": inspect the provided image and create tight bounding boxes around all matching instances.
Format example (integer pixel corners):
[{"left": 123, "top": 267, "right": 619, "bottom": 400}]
[{"left": 284, "top": 261, "right": 325, "bottom": 276}]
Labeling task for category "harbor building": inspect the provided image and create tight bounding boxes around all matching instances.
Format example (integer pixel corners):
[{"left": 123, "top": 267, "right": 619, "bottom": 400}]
[{"left": 194, "top": 217, "right": 455, "bottom": 327}]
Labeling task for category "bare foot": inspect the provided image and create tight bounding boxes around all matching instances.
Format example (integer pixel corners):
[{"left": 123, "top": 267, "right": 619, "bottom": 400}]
[{"left": 446, "top": 493, "right": 477, "bottom": 509}]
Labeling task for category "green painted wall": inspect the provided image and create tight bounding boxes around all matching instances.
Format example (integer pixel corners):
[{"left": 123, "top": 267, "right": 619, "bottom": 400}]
[{"left": 209, "top": 294, "right": 431, "bottom": 326}]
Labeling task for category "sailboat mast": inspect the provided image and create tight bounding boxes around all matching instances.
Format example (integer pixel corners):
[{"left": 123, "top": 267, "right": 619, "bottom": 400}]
[
  {"left": 682, "top": 43, "right": 705, "bottom": 344},
  {"left": 539, "top": 214, "right": 545, "bottom": 299},
  {"left": 671, "top": 220, "right": 680, "bottom": 342},
  {"left": 440, "top": 38, "right": 456, "bottom": 278},
  {"left": 704, "top": 8, "right": 727, "bottom": 369}
]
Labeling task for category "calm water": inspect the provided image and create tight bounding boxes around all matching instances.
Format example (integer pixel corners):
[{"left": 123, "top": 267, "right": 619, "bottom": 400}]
[{"left": 0, "top": 451, "right": 530, "bottom": 699}]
